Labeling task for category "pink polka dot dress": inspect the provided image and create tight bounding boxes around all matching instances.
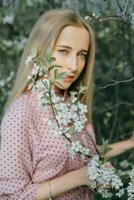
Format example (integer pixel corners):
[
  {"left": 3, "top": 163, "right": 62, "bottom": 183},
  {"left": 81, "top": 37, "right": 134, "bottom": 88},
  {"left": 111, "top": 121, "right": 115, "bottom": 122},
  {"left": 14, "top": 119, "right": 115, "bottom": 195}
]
[{"left": 0, "top": 91, "right": 96, "bottom": 200}]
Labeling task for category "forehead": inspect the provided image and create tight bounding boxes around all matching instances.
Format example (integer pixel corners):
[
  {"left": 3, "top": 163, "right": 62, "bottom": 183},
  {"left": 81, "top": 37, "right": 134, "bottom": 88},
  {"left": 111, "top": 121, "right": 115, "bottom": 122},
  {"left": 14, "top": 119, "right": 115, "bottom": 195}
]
[{"left": 55, "top": 25, "right": 90, "bottom": 50}]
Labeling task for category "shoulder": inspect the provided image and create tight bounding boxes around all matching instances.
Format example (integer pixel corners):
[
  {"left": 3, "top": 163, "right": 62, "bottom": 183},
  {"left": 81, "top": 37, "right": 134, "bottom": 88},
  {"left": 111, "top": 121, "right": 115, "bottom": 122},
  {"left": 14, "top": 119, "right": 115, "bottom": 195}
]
[
  {"left": 2, "top": 91, "right": 39, "bottom": 125},
  {"left": 0, "top": 91, "right": 43, "bottom": 145},
  {"left": 2, "top": 90, "right": 52, "bottom": 127},
  {"left": 6, "top": 92, "right": 33, "bottom": 114}
]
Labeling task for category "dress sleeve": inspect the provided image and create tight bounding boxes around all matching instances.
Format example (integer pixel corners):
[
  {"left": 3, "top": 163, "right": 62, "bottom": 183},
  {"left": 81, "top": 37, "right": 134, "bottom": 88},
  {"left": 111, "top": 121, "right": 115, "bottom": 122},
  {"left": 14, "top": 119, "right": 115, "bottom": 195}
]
[{"left": 0, "top": 98, "right": 39, "bottom": 200}]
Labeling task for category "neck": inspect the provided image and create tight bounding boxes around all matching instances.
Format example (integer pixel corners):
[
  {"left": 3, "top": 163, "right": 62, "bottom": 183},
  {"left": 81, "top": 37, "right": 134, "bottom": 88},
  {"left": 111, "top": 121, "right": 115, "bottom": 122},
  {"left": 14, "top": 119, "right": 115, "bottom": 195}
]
[{"left": 53, "top": 85, "right": 69, "bottom": 101}]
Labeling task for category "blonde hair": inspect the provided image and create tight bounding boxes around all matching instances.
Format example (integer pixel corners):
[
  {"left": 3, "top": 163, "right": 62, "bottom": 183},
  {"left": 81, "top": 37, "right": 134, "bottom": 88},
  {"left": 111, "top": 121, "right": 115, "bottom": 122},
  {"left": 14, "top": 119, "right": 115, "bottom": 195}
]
[{"left": 4, "top": 8, "right": 95, "bottom": 123}]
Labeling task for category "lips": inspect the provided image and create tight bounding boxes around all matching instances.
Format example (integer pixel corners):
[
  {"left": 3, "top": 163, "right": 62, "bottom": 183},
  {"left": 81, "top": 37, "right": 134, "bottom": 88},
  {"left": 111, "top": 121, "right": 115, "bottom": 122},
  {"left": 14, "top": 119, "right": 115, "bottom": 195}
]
[{"left": 64, "top": 75, "right": 75, "bottom": 82}]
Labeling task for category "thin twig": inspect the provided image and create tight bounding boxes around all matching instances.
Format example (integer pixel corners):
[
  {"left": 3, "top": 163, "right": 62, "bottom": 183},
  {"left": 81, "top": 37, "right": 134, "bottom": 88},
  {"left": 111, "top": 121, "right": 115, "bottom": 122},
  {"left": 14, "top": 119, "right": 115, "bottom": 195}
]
[
  {"left": 98, "top": 77, "right": 134, "bottom": 90},
  {"left": 49, "top": 85, "right": 72, "bottom": 143},
  {"left": 84, "top": 127, "right": 102, "bottom": 159},
  {"left": 100, "top": 16, "right": 124, "bottom": 22},
  {"left": 116, "top": 0, "right": 123, "bottom": 12}
]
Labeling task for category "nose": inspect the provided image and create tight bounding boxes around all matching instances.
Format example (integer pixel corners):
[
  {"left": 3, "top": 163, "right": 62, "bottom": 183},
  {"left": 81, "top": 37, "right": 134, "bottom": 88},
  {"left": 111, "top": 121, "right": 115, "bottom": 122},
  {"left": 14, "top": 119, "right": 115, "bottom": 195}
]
[{"left": 67, "top": 54, "right": 77, "bottom": 73}]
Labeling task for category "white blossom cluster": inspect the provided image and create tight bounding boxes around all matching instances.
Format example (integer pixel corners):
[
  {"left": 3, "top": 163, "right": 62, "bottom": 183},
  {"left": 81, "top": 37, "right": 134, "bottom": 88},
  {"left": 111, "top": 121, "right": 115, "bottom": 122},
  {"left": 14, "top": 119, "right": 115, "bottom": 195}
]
[
  {"left": 0, "top": 71, "right": 14, "bottom": 88},
  {"left": 3, "top": 13, "right": 14, "bottom": 24},
  {"left": 127, "top": 167, "right": 134, "bottom": 200},
  {"left": 118, "top": 160, "right": 133, "bottom": 178},
  {"left": 37, "top": 84, "right": 64, "bottom": 107},
  {"left": 66, "top": 141, "right": 90, "bottom": 160},
  {"left": 39, "top": 87, "right": 88, "bottom": 141},
  {"left": 25, "top": 55, "right": 46, "bottom": 91},
  {"left": 87, "top": 155, "right": 124, "bottom": 198},
  {"left": 3, "top": 37, "right": 27, "bottom": 51},
  {"left": 46, "top": 118, "right": 64, "bottom": 136},
  {"left": 25, "top": 54, "right": 35, "bottom": 65},
  {"left": 34, "top": 82, "right": 88, "bottom": 136},
  {"left": 53, "top": 100, "right": 88, "bottom": 133}
]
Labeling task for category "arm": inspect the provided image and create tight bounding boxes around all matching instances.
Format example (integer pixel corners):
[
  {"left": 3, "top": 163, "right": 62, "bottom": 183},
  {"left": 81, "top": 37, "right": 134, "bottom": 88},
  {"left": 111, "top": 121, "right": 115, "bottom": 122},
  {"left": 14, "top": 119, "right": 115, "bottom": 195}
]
[
  {"left": 101, "top": 135, "right": 134, "bottom": 158},
  {"left": 35, "top": 166, "right": 90, "bottom": 200}
]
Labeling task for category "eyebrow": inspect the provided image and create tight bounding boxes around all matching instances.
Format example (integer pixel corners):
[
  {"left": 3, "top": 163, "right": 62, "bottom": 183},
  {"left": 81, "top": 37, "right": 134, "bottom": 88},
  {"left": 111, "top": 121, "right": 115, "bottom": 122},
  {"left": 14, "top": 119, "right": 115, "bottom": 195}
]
[{"left": 56, "top": 45, "right": 88, "bottom": 53}]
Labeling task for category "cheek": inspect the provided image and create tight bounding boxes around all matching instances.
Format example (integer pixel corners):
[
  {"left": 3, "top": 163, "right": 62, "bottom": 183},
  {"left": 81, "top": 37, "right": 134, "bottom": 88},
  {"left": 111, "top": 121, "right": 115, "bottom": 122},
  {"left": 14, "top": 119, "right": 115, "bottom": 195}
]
[
  {"left": 74, "top": 67, "right": 84, "bottom": 81},
  {"left": 78, "top": 64, "right": 85, "bottom": 75}
]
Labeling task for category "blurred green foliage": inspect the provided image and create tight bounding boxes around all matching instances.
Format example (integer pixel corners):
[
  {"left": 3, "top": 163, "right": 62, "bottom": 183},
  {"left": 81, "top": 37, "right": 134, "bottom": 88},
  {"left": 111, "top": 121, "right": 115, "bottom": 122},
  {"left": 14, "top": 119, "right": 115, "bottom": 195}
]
[{"left": 0, "top": 0, "right": 134, "bottom": 199}]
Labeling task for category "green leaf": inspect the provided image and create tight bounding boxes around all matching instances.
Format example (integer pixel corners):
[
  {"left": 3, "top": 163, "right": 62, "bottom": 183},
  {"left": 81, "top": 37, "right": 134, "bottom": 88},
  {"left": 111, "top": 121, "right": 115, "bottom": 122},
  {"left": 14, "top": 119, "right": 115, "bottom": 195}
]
[
  {"left": 53, "top": 68, "right": 58, "bottom": 79},
  {"left": 48, "top": 64, "right": 62, "bottom": 71},
  {"left": 45, "top": 49, "right": 53, "bottom": 63},
  {"left": 56, "top": 71, "right": 67, "bottom": 80},
  {"left": 42, "top": 97, "right": 50, "bottom": 106},
  {"left": 68, "top": 125, "right": 75, "bottom": 134},
  {"left": 31, "top": 46, "right": 37, "bottom": 57},
  {"left": 64, "top": 125, "right": 75, "bottom": 135},
  {"left": 79, "top": 85, "right": 87, "bottom": 94},
  {"left": 41, "top": 80, "right": 51, "bottom": 90},
  {"left": 70, "top": 91, "right": 77, "bottom": 97},
  {"left": 50, "top": 57, "right": 56, "bottom": 62},
  {"left": 99, "top": 138, "right": 113, "bottom": 156},
  {"left": 46, "top": 48, "right": 52, "bottom": 59}
]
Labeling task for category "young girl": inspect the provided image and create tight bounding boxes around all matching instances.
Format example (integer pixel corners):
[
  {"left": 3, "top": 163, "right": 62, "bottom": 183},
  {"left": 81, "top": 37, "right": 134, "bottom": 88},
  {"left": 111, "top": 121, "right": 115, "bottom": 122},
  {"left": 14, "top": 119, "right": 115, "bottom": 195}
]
[{"left": 0, "top": 9, "right": 133, "bottom": 200}]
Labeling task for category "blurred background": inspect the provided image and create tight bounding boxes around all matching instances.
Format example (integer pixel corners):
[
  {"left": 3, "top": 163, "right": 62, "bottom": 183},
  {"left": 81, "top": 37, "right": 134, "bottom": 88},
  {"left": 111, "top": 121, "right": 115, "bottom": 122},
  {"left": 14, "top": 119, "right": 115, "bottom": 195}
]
[{"left": 0, "top": 0, "right": 134, "bottom": 199}]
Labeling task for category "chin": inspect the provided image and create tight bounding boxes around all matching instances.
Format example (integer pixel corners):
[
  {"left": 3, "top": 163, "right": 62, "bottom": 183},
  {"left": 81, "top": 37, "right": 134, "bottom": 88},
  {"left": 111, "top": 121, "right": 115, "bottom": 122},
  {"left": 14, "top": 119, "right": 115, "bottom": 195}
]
[{"left": 55, "top": 81, "right": 71, "bottom": 90}]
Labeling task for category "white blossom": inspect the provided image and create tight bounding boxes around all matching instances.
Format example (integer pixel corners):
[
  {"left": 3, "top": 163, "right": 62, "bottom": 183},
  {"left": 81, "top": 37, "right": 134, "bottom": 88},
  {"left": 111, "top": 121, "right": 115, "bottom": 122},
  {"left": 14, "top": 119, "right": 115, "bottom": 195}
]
[
  {"left": 3, "top": 40, "right": 13, "bottom": 47},
  {"left": 85, "top": 16, "right": 90, "bottom": 20},
  {"left": 3, "top": 14, "right": 14, "bottom": 24},
  {"left": 127, "top": 167, "right": 134, "bottom": 200},
  {"left": 87, "top": 155, "right": 124, "bottom": 198},
  {"left": 66, "top": 141, "right": 90, "bottom": 159},
  {"left": 31, "top": 63, "right": 40, "bottom": 75},
  {"left": 0, "top": 80, "right": 5, "bottom": 87},
  {"left": 116, "top": 188, "right": 125, "bottom": 198},
  {"left": 92, "top": 13, "right": 96, "bottom": 17},
  {"left": 14, "top": 37, "right": 27, "bottom": 51},
  {"left": 25, "top": 55, "right": 35, "bottom": 65}
]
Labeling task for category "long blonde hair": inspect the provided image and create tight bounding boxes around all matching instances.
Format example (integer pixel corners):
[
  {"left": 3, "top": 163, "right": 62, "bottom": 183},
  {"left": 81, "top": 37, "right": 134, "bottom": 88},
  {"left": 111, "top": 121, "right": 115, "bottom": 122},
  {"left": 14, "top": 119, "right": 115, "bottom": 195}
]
[{"left": 4, "top": 9, "right": 95, "bottom": 123}]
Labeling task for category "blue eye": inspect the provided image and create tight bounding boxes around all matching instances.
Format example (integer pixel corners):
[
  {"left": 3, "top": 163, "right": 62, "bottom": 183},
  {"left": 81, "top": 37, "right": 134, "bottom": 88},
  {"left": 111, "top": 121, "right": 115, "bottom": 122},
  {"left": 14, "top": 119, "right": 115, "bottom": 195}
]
[{"left": 78, "top": 52, "right": 87, "bottom": 59}]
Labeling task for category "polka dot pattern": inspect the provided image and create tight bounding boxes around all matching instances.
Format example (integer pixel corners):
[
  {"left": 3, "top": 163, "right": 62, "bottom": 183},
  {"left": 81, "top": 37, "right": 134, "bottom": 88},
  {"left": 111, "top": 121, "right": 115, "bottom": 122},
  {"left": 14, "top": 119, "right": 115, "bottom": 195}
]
[{"left": 0, "top": 91, "right": 96, "bottom": 200}]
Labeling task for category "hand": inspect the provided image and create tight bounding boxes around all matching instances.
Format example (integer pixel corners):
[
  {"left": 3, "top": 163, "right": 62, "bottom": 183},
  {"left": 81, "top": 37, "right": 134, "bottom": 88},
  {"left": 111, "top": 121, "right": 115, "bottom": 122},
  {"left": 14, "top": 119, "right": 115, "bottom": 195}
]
[
  {"left": 77, "top": 166, "right": 92, "bottom": 187},
  {"left": 78, "top": 162, "right": 114, "bottom": 188},
  {"left": 104, "top": 161, "right": 115, "bottom": 169}
]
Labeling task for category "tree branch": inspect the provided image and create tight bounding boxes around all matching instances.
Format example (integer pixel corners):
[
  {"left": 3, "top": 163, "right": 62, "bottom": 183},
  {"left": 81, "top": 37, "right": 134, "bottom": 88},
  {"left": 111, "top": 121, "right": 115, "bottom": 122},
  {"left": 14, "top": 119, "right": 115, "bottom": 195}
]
[
  {"left": 85, "top": 0, "right": 132, "bottom": 24},
  {"left": 98, "top": 77, "right": 134, "bottom": 90},
  {"left": 123, "top": 0, "right": 131, "bottom": 15}
]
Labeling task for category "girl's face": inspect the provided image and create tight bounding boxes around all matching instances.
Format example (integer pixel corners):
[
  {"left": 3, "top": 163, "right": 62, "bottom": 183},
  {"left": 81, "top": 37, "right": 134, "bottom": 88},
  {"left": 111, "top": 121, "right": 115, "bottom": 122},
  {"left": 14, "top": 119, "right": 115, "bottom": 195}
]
[{"left": 50, "top": 25, "right": 90, "bottom": 94}]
